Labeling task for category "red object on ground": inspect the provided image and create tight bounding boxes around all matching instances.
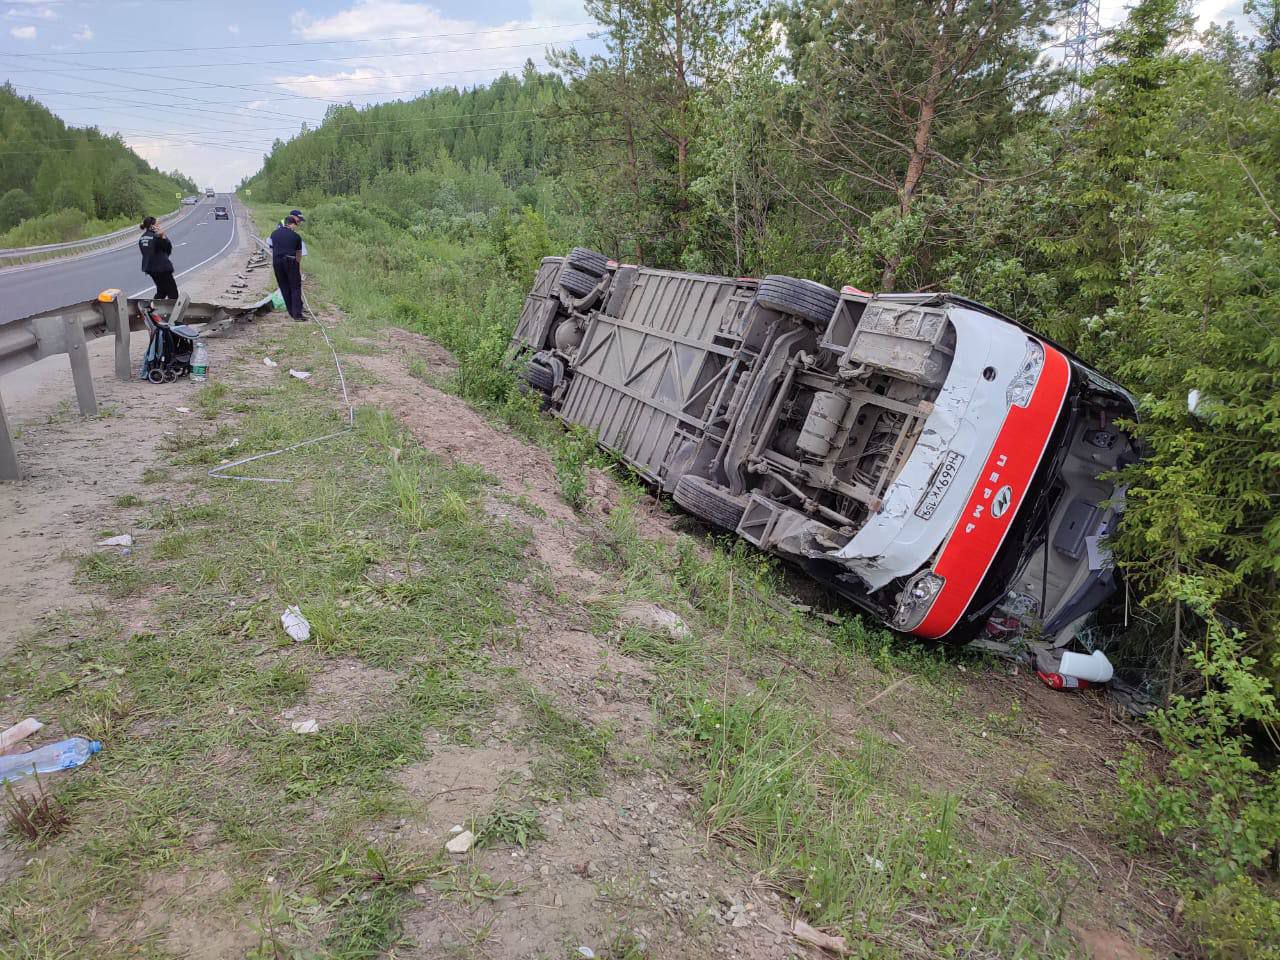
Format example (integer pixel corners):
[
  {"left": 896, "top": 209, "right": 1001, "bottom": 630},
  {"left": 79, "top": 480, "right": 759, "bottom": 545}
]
[{"left": 1036, "top": 670, "right": 1092, "bottom": 691}]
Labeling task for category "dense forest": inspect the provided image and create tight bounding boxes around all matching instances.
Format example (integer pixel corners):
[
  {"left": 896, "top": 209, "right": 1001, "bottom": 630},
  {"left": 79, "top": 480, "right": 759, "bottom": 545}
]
[
  {"left": 243, "top": 0, "right": 1279, "bottom": 947},
  {"left": 0, "top": 84, "right": 197, "bottom": 245}
]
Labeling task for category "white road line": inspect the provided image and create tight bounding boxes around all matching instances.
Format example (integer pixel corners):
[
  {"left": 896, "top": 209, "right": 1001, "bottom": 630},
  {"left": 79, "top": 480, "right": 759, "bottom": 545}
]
[{"left": 129, "top": 203, "right": 238, "bottom": 299}]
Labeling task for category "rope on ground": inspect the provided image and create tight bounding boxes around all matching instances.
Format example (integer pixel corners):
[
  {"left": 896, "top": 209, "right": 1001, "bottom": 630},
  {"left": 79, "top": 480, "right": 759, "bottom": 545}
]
[{"left": 208, "top": 266, "right": 354, "bottom": 484}]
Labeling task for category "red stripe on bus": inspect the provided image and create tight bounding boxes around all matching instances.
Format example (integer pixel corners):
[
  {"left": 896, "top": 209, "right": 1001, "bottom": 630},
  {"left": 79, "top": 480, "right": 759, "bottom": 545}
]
[{"left": 913, "top": 344, "right": 1071, "bottom": 639}]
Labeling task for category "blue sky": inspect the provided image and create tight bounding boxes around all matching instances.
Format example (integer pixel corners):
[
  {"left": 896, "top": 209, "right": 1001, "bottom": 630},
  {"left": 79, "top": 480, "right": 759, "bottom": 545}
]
[{"left": 0, "top": 0, "right": 1257, "bottom": 191}]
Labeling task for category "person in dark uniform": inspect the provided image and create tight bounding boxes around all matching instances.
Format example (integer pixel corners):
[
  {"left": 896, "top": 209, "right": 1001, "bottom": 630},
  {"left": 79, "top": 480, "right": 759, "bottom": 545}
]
[
  {"left": 138, "top": 216, "right": 179, "bottom": 299},
  {"left": 270, "top": 214, "right": 305, "bottom": 321}
]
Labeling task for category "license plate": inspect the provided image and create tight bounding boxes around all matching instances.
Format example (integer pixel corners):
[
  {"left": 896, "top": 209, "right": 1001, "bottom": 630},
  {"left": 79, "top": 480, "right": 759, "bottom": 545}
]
[{"left": 915, "top": 450, "right": 966, "bottom": 520}]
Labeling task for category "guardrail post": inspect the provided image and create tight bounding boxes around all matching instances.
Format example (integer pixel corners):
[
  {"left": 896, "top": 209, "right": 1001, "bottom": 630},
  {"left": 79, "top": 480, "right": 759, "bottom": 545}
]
[
  {"left": 62, "top": 314, "right": 98, "bottom": 417},
  {"left": 101, "top": 290, "right": 131, "bottom": 381},
  {"left": 0, "top": 391, "right": 19, "bottom": 481}
]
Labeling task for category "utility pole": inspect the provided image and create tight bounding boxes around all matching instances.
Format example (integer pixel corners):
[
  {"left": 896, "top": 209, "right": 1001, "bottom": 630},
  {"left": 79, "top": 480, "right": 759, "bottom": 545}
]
[{"left": 1062, "top": 0, "right": 1103, "bottom": 104}]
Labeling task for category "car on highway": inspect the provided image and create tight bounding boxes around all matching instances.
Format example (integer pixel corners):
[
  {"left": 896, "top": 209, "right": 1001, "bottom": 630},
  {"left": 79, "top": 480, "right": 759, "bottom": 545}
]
[
  {"left": 205, "top": 188, "right": 216, "bottom": 198},
  {"left": 213, "top": 206, "right": 229, "bottom": 221},
  {"left": 510, "top": 250, "right": 1139, "bottom": 649},
  {"left": 181, "top": 196, "right": 198, "bottom": 205}
]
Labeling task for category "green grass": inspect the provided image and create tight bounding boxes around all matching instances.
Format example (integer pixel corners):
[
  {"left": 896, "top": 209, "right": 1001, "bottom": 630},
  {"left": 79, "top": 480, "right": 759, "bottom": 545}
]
[
  {"left": 678, "top": 683, "right": 1078, "bottom": 955},
  {"left": 0, "top": 331, "right": 606, "bottom": 958},
  {"left": 518, "top": 685, "right": 613, "bottom": 799},
  {"left": 74, "top": 551, "right": 144, "bottom": 598}
]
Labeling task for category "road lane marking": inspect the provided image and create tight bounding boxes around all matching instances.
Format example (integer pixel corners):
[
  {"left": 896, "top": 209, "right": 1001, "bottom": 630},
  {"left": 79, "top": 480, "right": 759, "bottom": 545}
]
[{"left": 129, "top": 204, "right": 238, "bottom": 299}]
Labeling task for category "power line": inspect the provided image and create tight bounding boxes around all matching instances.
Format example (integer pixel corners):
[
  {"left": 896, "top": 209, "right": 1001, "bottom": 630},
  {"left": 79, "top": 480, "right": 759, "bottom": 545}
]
[
  {"left": 3, "top": 100, "right": 569, "bottom": 145},
  {"left": 8, "top": 59, "right": 564, "bottom": 113},
  {"left": 0, "top": 36, "right": 594, "bottom": 72},
  {"left": 0, "top": 108, "right": 598, "bottom": 158},
  {"left": 0, "top": 20, "right": 595, "bottom": 57},
  {"left": 1, "top": 56, "right": 322, "bottom": 126}
]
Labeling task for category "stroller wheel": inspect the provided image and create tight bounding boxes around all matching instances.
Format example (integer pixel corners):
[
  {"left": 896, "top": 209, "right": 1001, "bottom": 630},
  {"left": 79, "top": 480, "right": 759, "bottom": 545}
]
[
  {"left": 163, "top": 369, "right": 178, "bottom": 383},
  {"left": 147, "top": 368, "right": 165, "bottom": 384}
]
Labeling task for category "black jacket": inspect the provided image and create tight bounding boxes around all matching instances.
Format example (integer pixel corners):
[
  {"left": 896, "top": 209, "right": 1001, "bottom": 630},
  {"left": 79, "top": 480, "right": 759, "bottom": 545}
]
[
  {"left": 269, "top": 224, "right": 302, "bottom": 262},
  {"left": 139, "top": 229, "right": 173, "bottom": 274}
]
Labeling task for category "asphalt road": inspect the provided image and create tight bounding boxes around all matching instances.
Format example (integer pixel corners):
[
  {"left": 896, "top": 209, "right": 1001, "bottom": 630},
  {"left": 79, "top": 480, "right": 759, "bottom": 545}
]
[{"left": 0, "top": 194, "right": 239, "bottom": 325}]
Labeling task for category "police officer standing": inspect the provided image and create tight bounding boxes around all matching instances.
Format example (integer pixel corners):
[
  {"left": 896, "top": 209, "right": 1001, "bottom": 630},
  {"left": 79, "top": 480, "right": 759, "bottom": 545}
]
[
  {"left": 138, "top": 215, "right": 179, "bottom": 300},
  {"left": 270, "top": 214, "right": 305, "bottom": 321}
]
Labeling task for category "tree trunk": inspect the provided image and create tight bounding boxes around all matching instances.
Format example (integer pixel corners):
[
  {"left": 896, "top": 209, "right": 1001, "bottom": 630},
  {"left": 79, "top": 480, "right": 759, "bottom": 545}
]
[{"left": 881, "top": 41, "right": 944, "bottom": 291}]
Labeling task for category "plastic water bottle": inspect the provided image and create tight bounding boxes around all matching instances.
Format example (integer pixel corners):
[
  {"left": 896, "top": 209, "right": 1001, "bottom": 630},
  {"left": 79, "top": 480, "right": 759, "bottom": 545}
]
[
  {"left": 0, "top": 737, "right": 102, "bottom": 784},
  {"left": 191, "top": 340, "right": 209, "bottom": 382},
  {"left": 281, "top": 605, "right": 311, "bottom": 642}
]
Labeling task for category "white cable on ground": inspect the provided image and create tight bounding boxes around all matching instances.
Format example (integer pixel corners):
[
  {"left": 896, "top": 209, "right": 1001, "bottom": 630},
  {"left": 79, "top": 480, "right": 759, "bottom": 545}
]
[{"left": 208, "top": 268, "right": 355, "bottom": 484}]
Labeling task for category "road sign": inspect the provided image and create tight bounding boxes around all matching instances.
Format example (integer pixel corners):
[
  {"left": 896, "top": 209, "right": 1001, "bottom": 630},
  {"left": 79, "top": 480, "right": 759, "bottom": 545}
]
[{"left": 175, "top": 192, "right": 182, "bottom": 199}]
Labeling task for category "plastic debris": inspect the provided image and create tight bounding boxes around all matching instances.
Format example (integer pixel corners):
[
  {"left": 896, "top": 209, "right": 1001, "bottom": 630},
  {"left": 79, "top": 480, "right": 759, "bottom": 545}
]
[
  {"left": 0, "top": 737, "right": 101, "bottom": 784},
  {"left": 263, "top": 357, "right": 278, "bottom": 367},
  {"left": 97, "top": 534, "right": 133, "bottom": 547},
  {"left": 577, "top": 948, "right": 596, "bottom": 959},
  {"left": 0, "top": 718, "right": 43, "bottom": 756},
  {"left": 291, "top": 719, "right": 320, "bottom": 735},
  {"left": 288, "top": 369, "right": 312, "bottom": 380},
  {"left": 1036, "top": 670, "right": 1092, "bottom": 691},
  {"left": 445, "top": 830, "right": 475, "bottom": 854},
  {"left": 1059, "top": 649, "right": 1114, "bottom": 683},
  {"left": 175, "top": 406, "right": 192, "bottom": 414},
  {"left": 190, "top": 341, "right": 209, "bottom": 383},
  {"left": 281, "top": 605, "right": 310, "bottom": 642}
]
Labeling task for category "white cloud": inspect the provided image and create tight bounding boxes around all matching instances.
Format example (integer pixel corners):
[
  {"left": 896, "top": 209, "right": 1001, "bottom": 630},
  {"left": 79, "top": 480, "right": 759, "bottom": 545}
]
[
  {"left": 292, "top": 1, "right": 479, "bottom": 41},
  {"left": 9, "top": 24, "right": 36, "bottom": 38},
  {"left": 276, "top": 1, "right": 589, "bottom": 102},
  {"left": 228, "top": 23, "right": 239, "bottom": 34},
  {"left": 72, "top": 24, "right": 91, "bottom": 41},
  {"left": 5, "top": 6, "right": 57, "bottom": 20},
  {"left": 127, "top": 137, "right": 263, "bottom": 194}
]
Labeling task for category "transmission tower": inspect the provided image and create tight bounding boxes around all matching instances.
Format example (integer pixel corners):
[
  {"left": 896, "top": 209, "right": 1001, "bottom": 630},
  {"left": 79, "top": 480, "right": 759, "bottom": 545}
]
[{"left": 1062, "top": 0, "right": 1103, "bottom": 103}]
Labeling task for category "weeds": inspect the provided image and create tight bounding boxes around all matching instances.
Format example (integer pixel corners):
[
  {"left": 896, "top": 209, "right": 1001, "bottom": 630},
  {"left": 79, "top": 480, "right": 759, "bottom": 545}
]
[
  {"left": 75, "top": 551, "right": 144, "bottom": 597},
  {"left": 519, "top": 686, "right": 612, "bottom": 798},
  {"left": 4, "top": 778, "right": 72, "bottom": 845},
  {"left": 471, "top": 806, "right": 543, "bottom": 849},
  {"left": 679, "top": 683, "right": 1077, "bottom": 954}
]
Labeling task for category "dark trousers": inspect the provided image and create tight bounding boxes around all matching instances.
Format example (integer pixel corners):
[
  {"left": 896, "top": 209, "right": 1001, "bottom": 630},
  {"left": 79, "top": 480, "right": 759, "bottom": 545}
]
[
  {"left": 273, "top": 257, "right": 303, "bottom": 320},
  {"left": 148, "top": 271, "right": 179, "bottom": 299}
]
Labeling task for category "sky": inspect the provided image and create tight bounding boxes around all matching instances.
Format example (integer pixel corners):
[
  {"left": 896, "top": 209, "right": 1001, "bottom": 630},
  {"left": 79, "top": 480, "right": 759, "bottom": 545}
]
[{"left": 0, "top": 0, "right": 1260, "bottom": 192}]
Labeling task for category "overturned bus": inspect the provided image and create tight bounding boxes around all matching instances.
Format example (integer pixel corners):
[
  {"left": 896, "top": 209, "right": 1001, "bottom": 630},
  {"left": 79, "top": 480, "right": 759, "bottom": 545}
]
[{"left": 509, "top": 250, "right": 1138, "bottom": 646}]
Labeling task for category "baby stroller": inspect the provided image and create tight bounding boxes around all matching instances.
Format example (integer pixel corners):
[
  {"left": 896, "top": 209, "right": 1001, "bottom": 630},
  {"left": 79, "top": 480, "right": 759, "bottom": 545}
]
[{"left": 138, "top": 301, "right": 200, "bottom": 383}]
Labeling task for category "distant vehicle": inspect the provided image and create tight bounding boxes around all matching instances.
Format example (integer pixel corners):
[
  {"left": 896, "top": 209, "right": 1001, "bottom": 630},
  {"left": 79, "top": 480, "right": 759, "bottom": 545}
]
[
  {"left": 510, "top": 251, "right": 1139, "bottom": 647},
  {"left": 181, "top": 196, "right": 198, "bottom": 205},
  {"left": 213, "top": 205, "right": 229, "bottom": 220},
  {"left": 205, "top": 188, "right": 216, "bottom": 198}
]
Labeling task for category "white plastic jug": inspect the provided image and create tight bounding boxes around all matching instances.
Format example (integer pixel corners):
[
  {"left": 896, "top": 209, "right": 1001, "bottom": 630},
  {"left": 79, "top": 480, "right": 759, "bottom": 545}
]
[{"left": 1058, "top": 650, "right": 1114, "bottom": 684}]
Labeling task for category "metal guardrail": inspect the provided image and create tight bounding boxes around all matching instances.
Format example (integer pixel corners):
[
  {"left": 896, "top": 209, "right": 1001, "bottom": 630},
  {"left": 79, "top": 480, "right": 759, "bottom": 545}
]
[
  {"left": 0, "top": 205, "right": 190, "bottom": 270},
  {"left": 0, "top": 289, "right": 272, "bottom": 480}
]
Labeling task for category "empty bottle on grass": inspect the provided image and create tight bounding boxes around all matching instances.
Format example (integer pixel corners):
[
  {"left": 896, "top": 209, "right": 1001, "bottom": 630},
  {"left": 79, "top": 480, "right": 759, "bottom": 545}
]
[{"left": 0, "top": 737, "right": 102, "bottom": 784}]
